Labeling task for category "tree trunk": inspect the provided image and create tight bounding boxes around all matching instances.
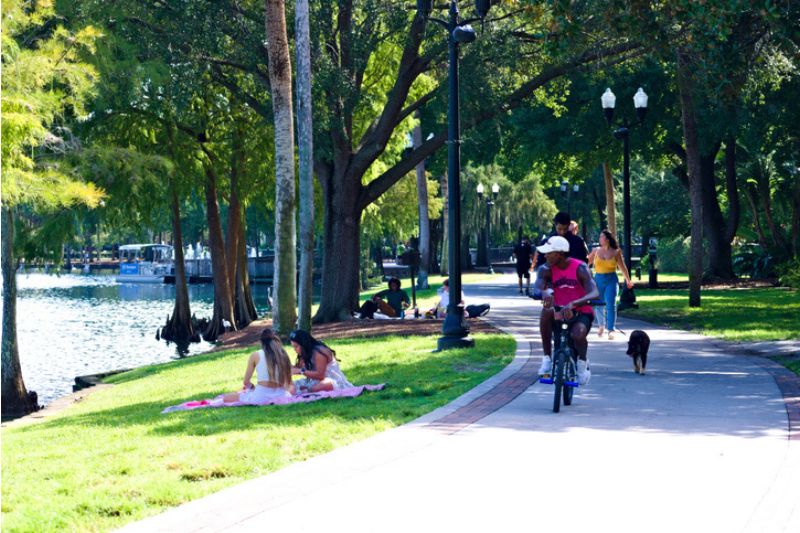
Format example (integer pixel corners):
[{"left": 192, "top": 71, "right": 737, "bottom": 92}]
[
  {"left": 699, "top": 146, "right": 735, "bottom": 279},
  {"left": 1, "top": 206, "right": 37, "bottom": 419},
  {"left": 296, "top": 0, "right": 315, "bottom": 332},
  {"left": 592, "top": 184, "right": 607, "bottom": 235},
  {"left": 602, "top": 162, "right": 617, "bottom": 236},
  {"left": 313, "top": 181, "right": 361, "bottom": 322},
  {"left": 225, "top": 129, "right": 244, "bottom": 304},
  {"left": 757, "top": 163, "right": 789, "bottom": 251},
  {"left": 744, "top": 186, "right": 769, "bottom": 248},
  {"left": 792, "top": 177, "right": 800, "bottom": 258},
  {"left": 265, "top": 0, "right": 297, "bottom": 335},
  {"left": 159, "top": 178, "right": 197, "bottom": 350},
  {"left": 677, "top": 51, "right": 703, "bottom": 307},
  {"left": 202, "top": 161, "right": 236, "bottom": 341},
  {"left": 234, "top": 216, "right": 257, "bottom": 327},
  {"left": 413, "top": 114, "right": 430, "bottom": 289}
]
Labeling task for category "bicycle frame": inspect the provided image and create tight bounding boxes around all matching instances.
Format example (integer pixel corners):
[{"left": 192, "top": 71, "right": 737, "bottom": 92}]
[{"left": 539, "top": 310, "right": 580, "bottom": 413}]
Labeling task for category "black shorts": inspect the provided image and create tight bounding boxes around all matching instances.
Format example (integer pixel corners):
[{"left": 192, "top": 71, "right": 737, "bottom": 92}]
[
  {"left": 516, "top": 264, "right": 531, "bottom": 278},
  {"left": 552, "top": 312, "right": 594, "bottom": 349}
]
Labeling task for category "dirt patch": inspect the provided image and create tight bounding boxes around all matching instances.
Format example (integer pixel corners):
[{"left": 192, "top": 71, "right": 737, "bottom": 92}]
[{"left": 213, "top": 317, "right": 502, "bottom": 352}]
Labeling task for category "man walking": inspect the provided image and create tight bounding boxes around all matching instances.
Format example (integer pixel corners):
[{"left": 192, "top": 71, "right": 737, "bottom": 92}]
[{"left": 513, "top": 236, "right": 534, "bottom": 295}]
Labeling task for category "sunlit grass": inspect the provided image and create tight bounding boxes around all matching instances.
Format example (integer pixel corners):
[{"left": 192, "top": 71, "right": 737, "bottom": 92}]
[
  {"left": 1, "top": 333, "right": 514, "bottom": 532},
  {"left": 621, "top": 287, "right": 800, "bottom": 342}
]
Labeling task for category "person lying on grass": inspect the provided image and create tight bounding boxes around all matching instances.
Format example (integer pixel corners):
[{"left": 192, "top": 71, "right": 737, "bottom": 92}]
[
  {"left": 223, "top": 329, "right": 295, "bottom": 403},
  {"left": 289, "top": 329, "right": 354, "bottom": 393}
]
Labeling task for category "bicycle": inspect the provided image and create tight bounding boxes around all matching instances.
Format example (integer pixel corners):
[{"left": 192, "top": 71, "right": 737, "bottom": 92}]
[{"left": 538, "top": 301, "right": 603, "bottom": 413}]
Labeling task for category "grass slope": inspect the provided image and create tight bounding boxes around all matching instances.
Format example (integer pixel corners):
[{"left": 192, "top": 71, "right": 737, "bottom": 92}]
[
  {"left": 1, "top": 332, "right": 514, "bottom": 532},
  {"left": 621, "top": 287, "right": 800, "bottom": 342}
]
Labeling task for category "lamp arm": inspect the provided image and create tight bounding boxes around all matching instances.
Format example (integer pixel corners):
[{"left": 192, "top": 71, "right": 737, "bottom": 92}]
[{"left": 427, "top": 16, "right": 449, "bottom": 30}]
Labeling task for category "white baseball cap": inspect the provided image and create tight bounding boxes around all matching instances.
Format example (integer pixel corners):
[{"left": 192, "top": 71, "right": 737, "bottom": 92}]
[{"left": 536, "top": 235, "right": 570, "bottom": 254}]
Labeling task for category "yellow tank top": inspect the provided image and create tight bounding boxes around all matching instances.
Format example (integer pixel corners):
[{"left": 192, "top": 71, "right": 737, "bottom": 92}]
[{"left": 594, "top": 255, "right": 617, "bottom": 274}]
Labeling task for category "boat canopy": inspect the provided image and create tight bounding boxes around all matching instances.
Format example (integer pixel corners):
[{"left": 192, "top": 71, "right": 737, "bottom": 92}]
[{"left": 119, "top": 244, "right": 173, "bottom": 263}]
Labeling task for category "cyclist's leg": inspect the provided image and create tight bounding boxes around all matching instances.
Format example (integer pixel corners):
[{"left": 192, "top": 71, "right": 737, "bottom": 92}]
[
  {"left": 540, "top": 307, "right": 555, "bottom": 357},
  {"left": 569, "top": 313, "right": 592, "bottom": 360},
  {"left": 538, "top": 307, "right": 556, "bottom": 374}
]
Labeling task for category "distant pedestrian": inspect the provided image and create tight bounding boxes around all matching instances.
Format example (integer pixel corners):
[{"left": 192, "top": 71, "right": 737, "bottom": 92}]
[
  {"left": 513, "top": 236, "right": 534, "bottom": 295},
  {"left": 588, "top": 229, "right": 633, "bottom": 340}
]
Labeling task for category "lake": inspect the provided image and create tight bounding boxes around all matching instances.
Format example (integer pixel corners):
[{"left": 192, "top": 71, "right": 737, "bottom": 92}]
[{"left": 6, "top": 272, "right": 272, "bottom": 406}]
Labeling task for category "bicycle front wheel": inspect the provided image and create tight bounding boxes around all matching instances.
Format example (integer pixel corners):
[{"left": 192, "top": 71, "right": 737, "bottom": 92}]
[{"left": 552, "top": 349, "right": 566, "bottom": 413}]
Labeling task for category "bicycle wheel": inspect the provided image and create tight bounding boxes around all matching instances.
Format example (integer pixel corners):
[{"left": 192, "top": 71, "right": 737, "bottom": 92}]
[
  {"left": 552, "top": 348, "right": 566, "bottom": 413},
  {"left": 563, "top": 352, "right": 576, "bottom": 406}
]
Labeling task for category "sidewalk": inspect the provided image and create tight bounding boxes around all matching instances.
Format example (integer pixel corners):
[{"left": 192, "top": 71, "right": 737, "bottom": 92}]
[{"left": 119, "top": 274, "right": 800, "bottom": 533}]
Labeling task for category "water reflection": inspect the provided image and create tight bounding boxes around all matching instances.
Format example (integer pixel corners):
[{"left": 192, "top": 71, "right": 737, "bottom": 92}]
[{"left": 5, "top": 272, "right": 272, "bottom": 406}]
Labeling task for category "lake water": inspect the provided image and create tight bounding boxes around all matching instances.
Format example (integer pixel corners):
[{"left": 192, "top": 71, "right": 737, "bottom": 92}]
[{"left": 7, "top": 272, "right": 272, "bottom": 406}]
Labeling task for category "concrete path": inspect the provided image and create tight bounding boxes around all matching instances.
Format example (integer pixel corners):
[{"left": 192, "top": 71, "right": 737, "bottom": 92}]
[{"left": 120, "top": 274, "right": 800, "bottom": 533}]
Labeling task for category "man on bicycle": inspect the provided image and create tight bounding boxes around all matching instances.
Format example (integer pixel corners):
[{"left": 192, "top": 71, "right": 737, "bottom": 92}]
[{"left": 534, "top": 236, "right": 599, "bottom": 385}]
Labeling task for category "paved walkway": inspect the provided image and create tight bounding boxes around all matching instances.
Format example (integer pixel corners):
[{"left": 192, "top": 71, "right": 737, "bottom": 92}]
[{"left": 120, "top": 275, "right": 800, "bottom": 533}]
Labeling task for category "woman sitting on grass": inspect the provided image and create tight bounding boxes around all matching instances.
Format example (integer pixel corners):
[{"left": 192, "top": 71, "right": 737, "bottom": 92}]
[
  {"left": 223, "top": 329, "right": 295, "bottom": 403},
  {"left": 289, "top": 329, "right": 353, "bottom": 393}
]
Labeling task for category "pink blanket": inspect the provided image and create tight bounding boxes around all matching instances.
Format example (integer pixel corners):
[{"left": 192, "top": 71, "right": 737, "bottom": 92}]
[{"left": 161, "top": 384, "right": 385, "bottom": 414}]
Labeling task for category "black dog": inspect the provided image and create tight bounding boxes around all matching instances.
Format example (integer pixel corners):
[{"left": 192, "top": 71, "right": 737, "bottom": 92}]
[{"left": 626, "top": 330, "right": 650, "bottom": 375}]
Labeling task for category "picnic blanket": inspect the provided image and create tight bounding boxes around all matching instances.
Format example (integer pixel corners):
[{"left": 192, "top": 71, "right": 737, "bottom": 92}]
[{"left": 161, "top": 384, "right": 385, "bottom": 414}]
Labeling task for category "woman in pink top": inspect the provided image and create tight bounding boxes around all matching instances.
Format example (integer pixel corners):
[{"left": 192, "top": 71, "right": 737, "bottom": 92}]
[{"left": 533, "top": 236, "right": 600, "bottom": 385}]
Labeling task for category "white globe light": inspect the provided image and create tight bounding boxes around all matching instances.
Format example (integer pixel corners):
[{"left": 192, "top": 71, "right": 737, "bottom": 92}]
[
  {"left": 601, "top": 88, "right": 616, "bottom": 109},
  {"left": 633, "top": 87, "right": 648, "bottom": 109}
]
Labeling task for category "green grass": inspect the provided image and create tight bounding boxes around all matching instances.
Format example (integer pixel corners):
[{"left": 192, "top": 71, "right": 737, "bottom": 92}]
[
  {"left": 1, "top": 332, "right": 514, "bottom": 532},
  {"left": 621, "top": 287, "right": 800, "bottom": 342},
  {"left": 639, "top": 272, "right": 689, "bottom": 283},
  {"left": 359, "top": 273, "right": 503, "bottom": 311},
  {"left": 772, "top": 355, "right": 800, "bottom": 377}
]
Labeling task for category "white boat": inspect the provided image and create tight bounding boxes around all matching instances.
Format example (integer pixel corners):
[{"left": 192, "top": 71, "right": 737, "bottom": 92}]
[{"left": 116, "top": 244, "right": 174, "bottom": 284}]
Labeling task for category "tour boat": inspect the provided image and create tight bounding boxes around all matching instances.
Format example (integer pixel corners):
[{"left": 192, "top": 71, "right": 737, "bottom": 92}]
[{"left": 116, "top": 244, "right": 174, "bottom": 284}]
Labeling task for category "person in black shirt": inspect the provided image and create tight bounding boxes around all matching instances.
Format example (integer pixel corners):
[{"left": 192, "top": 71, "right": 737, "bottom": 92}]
[
  {"left": 512, "top": 236, "right": 534, "bottom": 295},
  {"left": 532, "top": 211, "right": 589, "bottom": 269}
]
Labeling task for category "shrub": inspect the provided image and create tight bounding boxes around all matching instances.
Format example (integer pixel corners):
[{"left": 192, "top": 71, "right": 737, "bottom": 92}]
[
  {"left": 652, "top": 237, "right": 691, "bottom": 273},
  {"left": 778, "top": 257, "right": 800, "bottom": 289}
]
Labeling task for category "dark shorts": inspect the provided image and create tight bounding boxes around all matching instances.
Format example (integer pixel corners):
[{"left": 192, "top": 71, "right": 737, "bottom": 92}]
[
  {"left": 552, "top": 312, "right": 594, "bottom": 349},
  {"left": 516, "top": 264, "right": 531, "bottom": 278}
]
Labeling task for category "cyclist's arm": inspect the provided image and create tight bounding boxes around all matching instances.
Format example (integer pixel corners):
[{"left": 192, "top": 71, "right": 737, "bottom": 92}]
[
  {"left": 567, "top": 263, "right": 599, "bottom": 309},
  {"left": 533, "top": 266, "right": 554, "bottom": 306}
]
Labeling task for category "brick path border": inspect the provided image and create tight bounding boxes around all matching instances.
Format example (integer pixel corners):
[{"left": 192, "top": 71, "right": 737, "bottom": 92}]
[
  {"left": 427, "top": 341, "right": 540, "bottom": 434},
  {"left": 751, "top": 357, "right": 800, "bottom": 441}
]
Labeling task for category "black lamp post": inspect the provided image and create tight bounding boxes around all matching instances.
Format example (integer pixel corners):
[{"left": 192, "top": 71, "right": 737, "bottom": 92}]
[
  {"left": 601, "top": 86, "right": 648, "bottom": 309},
  {"left": 476, "top": 182, "right": 499, "bottom": 274},
  {"left": 418, "top": 0, "right": 490, "bottom": 350},
  {"left": 560, "top": 180, "right": 580, "bottom": 215}
]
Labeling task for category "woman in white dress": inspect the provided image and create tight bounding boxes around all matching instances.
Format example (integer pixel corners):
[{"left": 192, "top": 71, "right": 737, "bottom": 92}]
[
  {"left": 223, "top": 329, "right": 294, "bottom": 403},
  {"left": 289, "top": 329, "right": 353, "bottom": 393}
]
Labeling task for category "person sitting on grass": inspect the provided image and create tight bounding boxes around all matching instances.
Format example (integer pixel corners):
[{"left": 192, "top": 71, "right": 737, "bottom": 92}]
[
  {"left": 358, "top": 277, "right": 410, "bottom": 318},
  {"left": 223, "top": 328, "right": 294, "bottom": 403},
  {"left": 290, "top": 329, "right": 353, "bottom": 393},
  {"left": 425, "top": 279, "right": 490, "bottom": 319}
]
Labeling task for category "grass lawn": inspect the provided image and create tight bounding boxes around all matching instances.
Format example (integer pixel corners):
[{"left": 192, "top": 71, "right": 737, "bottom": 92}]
[
  {"left": 620, "top": 287, "right": 800, "bottom": 342},
  {"left": 1, "top": 332, "right": 514, "bottom": 532},
  {"left": 773, "top": 356, "right": 800, "bottom": 377},
  {"left": 359, "top": 273, "right": 502, "bottom": 312}
]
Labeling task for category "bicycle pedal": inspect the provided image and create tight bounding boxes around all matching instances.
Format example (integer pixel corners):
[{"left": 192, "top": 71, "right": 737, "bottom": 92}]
[
  {"left": 565, "top": 381, "right": 579, "bottom": 387},
  {"left": 539, "top": 377, "right": 554, "bottom": 384}
]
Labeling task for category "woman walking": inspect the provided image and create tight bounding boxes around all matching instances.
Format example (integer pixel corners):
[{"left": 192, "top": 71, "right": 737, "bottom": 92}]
[{"left": 588, "top": 230, "right": 633, "bottom": 340}]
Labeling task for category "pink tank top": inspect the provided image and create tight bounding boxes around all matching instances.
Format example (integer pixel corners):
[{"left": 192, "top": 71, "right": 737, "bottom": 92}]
[{"left": 552, "top": 258, "right": 593, "bottom": 314}]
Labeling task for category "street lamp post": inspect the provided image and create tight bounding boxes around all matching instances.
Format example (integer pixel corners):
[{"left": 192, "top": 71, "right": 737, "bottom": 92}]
[
  {"left": 601, "top": 87, "right": 647, "bottom": 309},
  {"left": 560, "top": 180, "right": 580, "bottom": 214},
  {"left": 476, "top": 183, "right": 499, "bottom": 274},
  {"left": 417, "top": 0, "right": 491, "bottom": 351}
]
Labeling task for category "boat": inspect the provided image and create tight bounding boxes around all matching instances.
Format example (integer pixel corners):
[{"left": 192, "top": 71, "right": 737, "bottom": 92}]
[{"left": 116, "top": 244, "right": 174, "bottom": 284}]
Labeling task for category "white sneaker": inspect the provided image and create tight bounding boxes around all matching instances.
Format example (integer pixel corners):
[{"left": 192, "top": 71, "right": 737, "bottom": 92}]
[
  {"left": 577, "top": 359, "right": 591, "bottom": 385},
  {"left": 538, "top": 356, "right": 552, "bottom": 376}
]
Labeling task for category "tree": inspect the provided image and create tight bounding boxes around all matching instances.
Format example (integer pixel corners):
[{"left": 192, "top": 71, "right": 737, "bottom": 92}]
[
  {"left": 265, "top": 0, "right": 297, "bottom": 335},
  {"left": 1, "top": 1, "right": 104, "bottom": 418},
  {"left": 296, "top": 0, "right": 315, "bottom": 331}
]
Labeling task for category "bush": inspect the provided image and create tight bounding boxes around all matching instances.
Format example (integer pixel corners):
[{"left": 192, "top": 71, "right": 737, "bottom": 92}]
[
  {"left": 778, "top": 257, "right": 800, "bottom": 288},
  {"left": 652, "top": 237, "right": 691, "bottom": 273},
  {"left": 733, "top": 244, "right": 782, "bottom": 279}
]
